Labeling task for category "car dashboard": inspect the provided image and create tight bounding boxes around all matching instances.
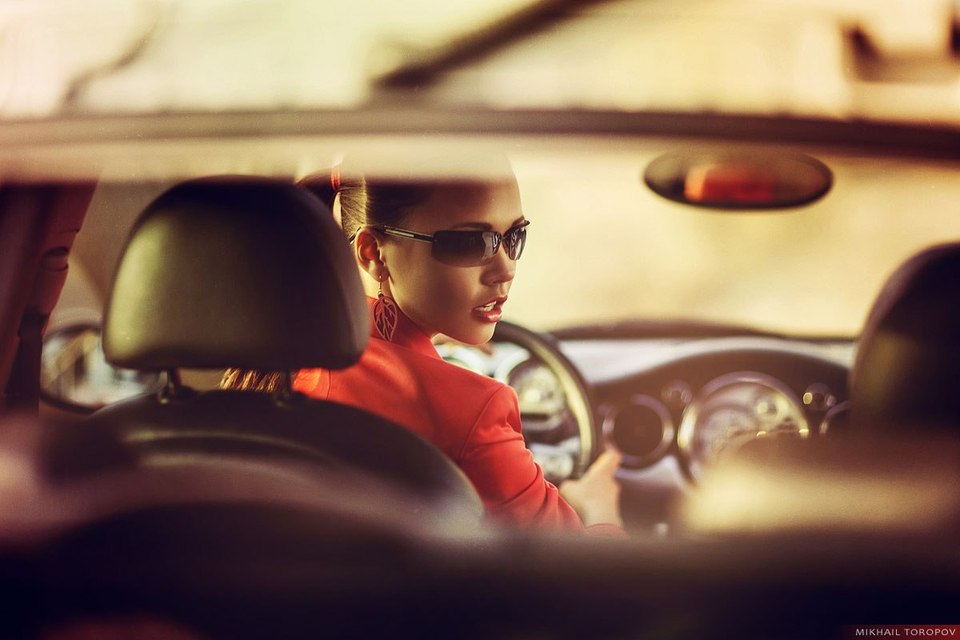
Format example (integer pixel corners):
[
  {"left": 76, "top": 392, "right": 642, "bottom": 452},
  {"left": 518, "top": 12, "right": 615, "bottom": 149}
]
[{"left": 441, "top": 327, "right": 854, "bottom": 533}]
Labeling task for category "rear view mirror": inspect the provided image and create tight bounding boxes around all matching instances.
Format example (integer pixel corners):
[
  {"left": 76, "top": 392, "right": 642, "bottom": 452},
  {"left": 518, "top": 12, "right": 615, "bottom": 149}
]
[
  {"left": 41, "top": 323, "right": 163, "bottom": 413},
  {"left": 644, "top": 150, "right": 832, "bottom": 210}
]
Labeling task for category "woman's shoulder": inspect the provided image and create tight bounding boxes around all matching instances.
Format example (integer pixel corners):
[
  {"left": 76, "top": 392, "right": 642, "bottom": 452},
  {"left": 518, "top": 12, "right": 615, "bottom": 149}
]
[
  {"left": 360, "top": 338, "right": 520, "bottom": 453},
  {"left": 370, "top": 338, "right": 513, "bottom": 404}
]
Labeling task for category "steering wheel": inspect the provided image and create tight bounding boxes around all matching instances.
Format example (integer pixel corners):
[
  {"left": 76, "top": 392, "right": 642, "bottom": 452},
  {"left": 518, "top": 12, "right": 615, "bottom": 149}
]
[{"left": 439, "top": 321, "right": 599, "bottom": 482}]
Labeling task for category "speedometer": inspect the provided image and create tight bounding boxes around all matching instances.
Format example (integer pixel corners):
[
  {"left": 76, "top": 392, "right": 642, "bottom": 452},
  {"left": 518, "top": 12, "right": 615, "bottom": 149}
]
[
  {"left": 506, "top": 359, "right": 566, "bottom": 421},
  {"left": 496, "top": 349, "right": 570, "bottom": 437},
  {"left": 677, "top": 372, "right": 810, "bottom": 481}
]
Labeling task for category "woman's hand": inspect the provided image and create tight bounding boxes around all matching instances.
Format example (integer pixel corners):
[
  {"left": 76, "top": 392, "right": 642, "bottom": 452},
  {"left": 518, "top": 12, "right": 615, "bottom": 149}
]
[{"left": 559, "top": 449, "right": 623, "bottom": 528}]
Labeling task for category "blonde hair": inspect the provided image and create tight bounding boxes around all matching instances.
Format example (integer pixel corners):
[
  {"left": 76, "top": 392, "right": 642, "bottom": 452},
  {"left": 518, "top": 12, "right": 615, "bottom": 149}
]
[
  {"left": 298, "top": 170, "right": 432, "bottom": 240},
  {"left": 219, "top": 368, "right": 290, "bottom": 393}
]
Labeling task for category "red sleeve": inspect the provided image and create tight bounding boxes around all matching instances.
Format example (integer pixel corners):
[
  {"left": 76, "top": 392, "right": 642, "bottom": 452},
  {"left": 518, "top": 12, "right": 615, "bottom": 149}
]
[{"left": 456, "top": 385, "right": 585, "bottom": 532}]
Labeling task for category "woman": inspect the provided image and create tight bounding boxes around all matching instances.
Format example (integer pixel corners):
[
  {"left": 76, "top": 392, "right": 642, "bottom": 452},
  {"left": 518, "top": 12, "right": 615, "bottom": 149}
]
[{"left": 226, "top": 161, "right": 623, "bottom": 533}]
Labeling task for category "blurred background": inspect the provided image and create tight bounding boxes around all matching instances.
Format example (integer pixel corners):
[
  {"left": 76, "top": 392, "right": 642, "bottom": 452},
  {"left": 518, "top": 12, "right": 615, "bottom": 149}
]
[
  {"left": 7, "top": 0, "right": 960, "bottom": 336},
  {"left": 5, "top": 0, "right": 960, "bottom": 121}
]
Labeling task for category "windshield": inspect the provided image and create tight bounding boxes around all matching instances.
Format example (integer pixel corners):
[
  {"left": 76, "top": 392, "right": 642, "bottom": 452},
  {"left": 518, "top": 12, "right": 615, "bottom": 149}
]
[
  {"left": 10, "top": 0, "right": 960, "bottom": 338},
  {"left": 506, "top": 148, "right": 960, "bottom": 337},
  {"left": 59, "top": 140, "right": 960, "bottom": 340}
]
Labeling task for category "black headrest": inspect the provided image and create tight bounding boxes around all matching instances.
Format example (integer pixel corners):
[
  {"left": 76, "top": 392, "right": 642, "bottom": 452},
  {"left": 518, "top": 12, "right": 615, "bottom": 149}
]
[
  {"left": 103, "top": 176, "right": 368, "bottom": 371},
  {"left": 851, "top": 242, "right": 960, "bottom": 433}
]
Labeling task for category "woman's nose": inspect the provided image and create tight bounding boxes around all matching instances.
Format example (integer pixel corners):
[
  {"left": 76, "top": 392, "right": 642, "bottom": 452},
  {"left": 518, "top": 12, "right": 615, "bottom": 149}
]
[{"left": 482, "top": 242, "right": 517, "bottom": 284}]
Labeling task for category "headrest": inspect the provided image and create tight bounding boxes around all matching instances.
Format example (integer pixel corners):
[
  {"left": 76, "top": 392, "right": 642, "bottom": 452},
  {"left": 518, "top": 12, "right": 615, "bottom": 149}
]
[
  {"left": 850, "top": 242, "right": 960, "bottom": 433},
  {"left": 103, "top": 176, "right": 368, "bottom": 371}
]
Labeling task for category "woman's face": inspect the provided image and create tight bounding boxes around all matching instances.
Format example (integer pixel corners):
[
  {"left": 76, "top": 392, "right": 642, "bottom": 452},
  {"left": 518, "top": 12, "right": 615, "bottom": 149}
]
[{"left": 380, "top": 179, "right": 524, "bottom": 345}]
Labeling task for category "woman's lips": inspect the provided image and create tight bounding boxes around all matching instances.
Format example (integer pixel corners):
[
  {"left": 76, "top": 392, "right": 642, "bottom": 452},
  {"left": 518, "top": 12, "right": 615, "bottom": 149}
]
[{"left": 473, "top": 297, "right": 507, "bottom": 323}]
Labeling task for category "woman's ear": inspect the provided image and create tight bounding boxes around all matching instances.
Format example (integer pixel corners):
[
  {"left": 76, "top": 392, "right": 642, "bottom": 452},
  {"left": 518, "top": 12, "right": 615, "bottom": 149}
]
[{"left": 355, "top": 228, "right": 388, "bottom": 281}]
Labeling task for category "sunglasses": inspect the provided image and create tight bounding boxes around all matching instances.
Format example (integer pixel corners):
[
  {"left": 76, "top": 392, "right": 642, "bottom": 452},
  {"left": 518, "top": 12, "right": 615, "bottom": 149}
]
[{"left": 370, "top": 220, "right": 529, "bottom": 267}]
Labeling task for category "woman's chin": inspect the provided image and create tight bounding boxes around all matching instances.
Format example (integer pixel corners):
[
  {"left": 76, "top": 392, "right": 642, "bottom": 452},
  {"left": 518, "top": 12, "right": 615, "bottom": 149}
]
[{"left": 448, "top": 323, "right": 497, "bottom": 347}]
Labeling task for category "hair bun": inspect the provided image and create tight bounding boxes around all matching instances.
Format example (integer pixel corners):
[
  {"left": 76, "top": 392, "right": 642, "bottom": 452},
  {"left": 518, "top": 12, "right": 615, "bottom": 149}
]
[
  {"left": 297, "top": 169, "right": 339, "bottom": 209},
  {"left": 330, "top": 164, "right": 341, "bottom": 192}
]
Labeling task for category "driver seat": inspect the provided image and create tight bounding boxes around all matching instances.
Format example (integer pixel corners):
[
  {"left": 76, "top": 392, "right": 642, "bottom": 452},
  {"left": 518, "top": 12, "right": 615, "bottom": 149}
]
[{"left": 85, "top": 176, "right": 482, "bottom": 518}]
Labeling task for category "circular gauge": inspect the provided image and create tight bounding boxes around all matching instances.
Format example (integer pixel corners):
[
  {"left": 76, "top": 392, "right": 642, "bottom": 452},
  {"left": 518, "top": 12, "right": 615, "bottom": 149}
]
[
  {"left": 497, "top": 350, "right": 569, "bottom": 436},
  {"left": 602, "top": 395, "right": 674, "bottom": 468},
  {"left": 661, "top": 379, "right": 693, "bottom": 409},
  {"left": 802, "top": 383, "right": 837, "bottom": 413},
  {"left": 677, "top": 372, "right": 810, "bottom": 481},
  {"left": 820, "top": 400, "right": 851, "bottom": 435},
  {"left": 507, "top": 359, "right": 567, "bottom": 416}
]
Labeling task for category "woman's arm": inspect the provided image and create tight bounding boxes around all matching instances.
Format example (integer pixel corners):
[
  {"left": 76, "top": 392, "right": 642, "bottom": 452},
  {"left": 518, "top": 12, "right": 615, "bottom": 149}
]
[
  {"left": 559, "top": 449, "right": 623, "bottom": 528},
  {"left": 457, "top": 385, "right": 623, "bottom": 532}
]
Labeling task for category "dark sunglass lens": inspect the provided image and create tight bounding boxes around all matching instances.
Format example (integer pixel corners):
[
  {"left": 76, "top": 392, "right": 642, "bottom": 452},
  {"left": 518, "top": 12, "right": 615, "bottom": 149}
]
[
  {"left": 503, "top": 226, "right": 527, "bottom": 260},
  {"left": 432, "top": 230, "right": 491, "bottom": 266}
]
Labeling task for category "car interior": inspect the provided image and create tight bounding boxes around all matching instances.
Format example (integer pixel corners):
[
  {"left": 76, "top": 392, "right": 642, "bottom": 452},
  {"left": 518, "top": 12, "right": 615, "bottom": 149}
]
[{"left": 2, "top": 1, "right": 960, "bottom": 638}]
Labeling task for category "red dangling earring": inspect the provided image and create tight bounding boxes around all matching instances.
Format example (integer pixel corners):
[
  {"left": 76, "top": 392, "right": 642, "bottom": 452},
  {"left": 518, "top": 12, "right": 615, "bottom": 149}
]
[{"left": 373, "top": 279, "right": 398, "bottom": 342}]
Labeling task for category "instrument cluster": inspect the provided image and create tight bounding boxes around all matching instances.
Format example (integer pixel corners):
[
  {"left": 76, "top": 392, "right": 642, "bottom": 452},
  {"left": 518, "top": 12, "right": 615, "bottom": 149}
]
[{"left": 602, "top": 369, "right": 848, "bottom": 482}]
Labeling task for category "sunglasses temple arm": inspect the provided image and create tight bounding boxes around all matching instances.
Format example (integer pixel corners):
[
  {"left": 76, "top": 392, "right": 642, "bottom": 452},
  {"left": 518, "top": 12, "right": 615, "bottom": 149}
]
[{"left": 379, "top": 227, "right": 435, "bottom": 243}]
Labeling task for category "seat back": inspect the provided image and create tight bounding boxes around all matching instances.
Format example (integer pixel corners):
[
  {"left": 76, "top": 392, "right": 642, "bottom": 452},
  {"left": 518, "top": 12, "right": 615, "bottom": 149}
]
[
  {"left": 103, "top": 176, "right": 368, "bottom": 371},
  {"left": 850, "top": 242, "right": 960, "bottom": 434},
  {"left": 87, "top": 176, "right": 481, "bottom": 518}
]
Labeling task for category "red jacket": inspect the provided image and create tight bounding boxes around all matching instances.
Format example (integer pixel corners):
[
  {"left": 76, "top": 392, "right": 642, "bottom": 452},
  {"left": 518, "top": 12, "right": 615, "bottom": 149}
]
[{"left": 294, "top": 298, "right": 585, "bottom": 531}]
